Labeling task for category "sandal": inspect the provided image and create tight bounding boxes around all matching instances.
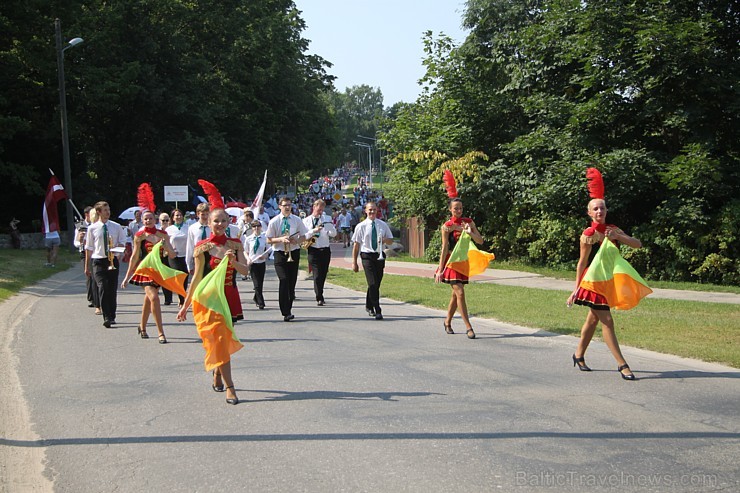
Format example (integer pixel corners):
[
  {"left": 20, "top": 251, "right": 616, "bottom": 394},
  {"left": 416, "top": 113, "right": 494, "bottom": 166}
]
[
  {"left": 212, "top": 370, "right": 225, "bottom": 392},
  {"left": 618, "top": 364, "right": 636, "bottom": 381},
  {"left": 444, "top": 322, "right": 454, "bottom": 335},
  {"left": 225, "top": 386, "right": 239, "bottom": 405},
  {"left": 158, "top": 334, "right": 167, "bottom": 344},
  {"left": 466, "top": 328, "right": 476, "bottom": 339},
  {"left": 137, "top": 326, "right": 149, "bottom": 339}
]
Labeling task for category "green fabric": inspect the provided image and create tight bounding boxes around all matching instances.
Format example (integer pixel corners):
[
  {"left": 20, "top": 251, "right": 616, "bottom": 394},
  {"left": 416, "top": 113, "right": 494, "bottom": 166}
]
[
  {"left": 192, "top": 255, "right": 233, "bottom": 333},
  {"left": 371, "top": 221, "right": 378, "bottom": 250},
  {"left": 581, "top": 239, "right": 650, "bottom": 286}
]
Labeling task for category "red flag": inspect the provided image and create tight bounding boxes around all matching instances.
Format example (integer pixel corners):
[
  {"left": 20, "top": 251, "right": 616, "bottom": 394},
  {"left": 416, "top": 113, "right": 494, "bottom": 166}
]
[{"left": 42, "top": 175, "right": 68, "bottom": 233}]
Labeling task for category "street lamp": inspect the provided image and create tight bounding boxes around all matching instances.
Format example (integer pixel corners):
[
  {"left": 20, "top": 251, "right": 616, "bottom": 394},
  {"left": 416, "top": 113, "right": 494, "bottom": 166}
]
[
  {"left": 357, "top": 134, "right": 382, "bottom": 190},
  {"left": 353, "top": 141, "right": 372, "bottom": 178},
  {"left": 55, "top": 19, "right": 83, "bottom": 250}
]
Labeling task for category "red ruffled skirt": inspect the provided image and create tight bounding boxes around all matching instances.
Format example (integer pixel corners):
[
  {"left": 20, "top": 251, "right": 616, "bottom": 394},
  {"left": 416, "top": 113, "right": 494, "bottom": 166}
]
[
  {"left": 573, "top": 286, "right": 609, "bottom": 311},
  {"left": 129, "top": 273, "right": 160, "bottom": 288},
  {"left": 437, "top": 254, "right": 469, "bottom": 284}
]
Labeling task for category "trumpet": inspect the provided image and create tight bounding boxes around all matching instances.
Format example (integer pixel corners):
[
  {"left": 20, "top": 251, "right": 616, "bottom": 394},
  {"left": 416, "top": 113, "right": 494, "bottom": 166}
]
[{"left": 107, "top": 235, "right": 116, "bottom": 270}]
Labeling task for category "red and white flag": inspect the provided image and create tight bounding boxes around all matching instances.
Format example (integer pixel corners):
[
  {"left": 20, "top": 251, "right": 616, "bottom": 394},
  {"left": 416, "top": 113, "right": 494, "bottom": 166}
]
[
  {"left": 42, "top": 175, "right": 68, "bottom": 234},
  {"left": 249, "top": 170, "right": 268, "bottom": 217}
]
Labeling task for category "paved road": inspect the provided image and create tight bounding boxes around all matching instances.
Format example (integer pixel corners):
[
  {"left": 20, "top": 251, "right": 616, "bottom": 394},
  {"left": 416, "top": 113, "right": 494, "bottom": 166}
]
[{"left": 1, "top": 262, "right": 739, "bottom": 492}]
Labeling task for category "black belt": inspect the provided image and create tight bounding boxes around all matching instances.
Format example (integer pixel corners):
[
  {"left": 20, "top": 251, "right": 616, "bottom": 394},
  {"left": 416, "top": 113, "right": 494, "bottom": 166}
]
[
  {"left": 308, "top": 246, "right": 330, "bottom": 250},
  {"left": 360, "top": 252, "right": 381, "bottom": 259}
]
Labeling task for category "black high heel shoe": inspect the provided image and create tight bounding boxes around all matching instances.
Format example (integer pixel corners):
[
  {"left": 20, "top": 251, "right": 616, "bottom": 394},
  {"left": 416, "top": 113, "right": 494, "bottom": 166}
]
[
  {"left": 444, "top": 322, "right": 454, "bottom": 334},
  {"left": 212, "top": 370, "right": 225, "bottom": 392},
  {"left": 225, "top": 386, "right": 239, "bottom": 405},
  {"left": 572, "top": 354, "right": 591, "bottom": 371},
  {"left": 466, "top": 328, "right": 476, "bottom": 339},
  {"left": 138, "top": 326, "right": 149, "bottom": 339},
  {"left": 618, "top": 364, "right": 636, "bottom": 380}
]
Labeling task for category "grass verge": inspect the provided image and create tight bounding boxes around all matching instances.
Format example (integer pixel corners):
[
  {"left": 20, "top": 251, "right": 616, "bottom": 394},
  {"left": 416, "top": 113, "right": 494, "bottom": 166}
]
[
  {"left": 0, "top": 249, "right": 80, "bottom": 302},
  {"left": 327, "top": 267, "right": 740, "bottom": 368}
]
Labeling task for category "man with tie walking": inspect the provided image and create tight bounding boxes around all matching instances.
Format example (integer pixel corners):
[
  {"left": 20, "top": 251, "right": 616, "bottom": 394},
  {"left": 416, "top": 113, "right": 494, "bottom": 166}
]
[
  {"left": 351, "top": 202, "right": 393, "bottom": 320},
  {"left": 302, "top": 199, "right": 337, "bottom": 306},
  {"left": 266, "top": 197, "right": 321, "bottom": 321},
  {"left": 84, "top": 201, "right": 126, "bottom": 328}
]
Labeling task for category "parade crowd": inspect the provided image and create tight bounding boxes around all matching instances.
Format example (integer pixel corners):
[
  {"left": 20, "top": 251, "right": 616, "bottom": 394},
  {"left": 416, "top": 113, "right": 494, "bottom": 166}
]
[{"left": 71, "top": 164, "right": 649, "bottom": 405}]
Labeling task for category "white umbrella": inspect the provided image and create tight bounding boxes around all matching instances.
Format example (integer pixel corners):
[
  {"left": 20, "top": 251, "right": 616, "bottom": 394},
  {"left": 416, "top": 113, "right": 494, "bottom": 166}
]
[
  {"left": 225, "top": 207, "right": 242, "bottom": 217},
  {"left": 118, "top": 206, "right": 141, "bottom": 221}
]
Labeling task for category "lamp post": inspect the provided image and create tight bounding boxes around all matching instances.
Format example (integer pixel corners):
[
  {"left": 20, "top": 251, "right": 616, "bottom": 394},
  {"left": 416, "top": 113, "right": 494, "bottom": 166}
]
[
  {"left": 357, "top": 134, "right": 382, "bottom": 190},
  {"left": 353, "top": 141, "right": 372, "bottom": 178},
  {"left": 55, "top": 19, "right": 83, "bottom": 250}
]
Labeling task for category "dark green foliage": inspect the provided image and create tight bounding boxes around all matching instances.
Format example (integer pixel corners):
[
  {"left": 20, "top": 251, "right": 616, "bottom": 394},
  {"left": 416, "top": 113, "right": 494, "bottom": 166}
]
[
  {"left": 1, "top": 0, "right": 337, "bottom": 228},
  {"left": 381, "top": 0, "right": 739, "bottom": 283}
]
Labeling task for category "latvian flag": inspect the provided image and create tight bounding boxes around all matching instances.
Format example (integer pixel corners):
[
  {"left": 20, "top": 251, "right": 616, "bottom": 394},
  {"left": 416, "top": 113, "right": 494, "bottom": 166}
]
[{"left": 42, "top": 175, "right": 68, "bottom": 233}]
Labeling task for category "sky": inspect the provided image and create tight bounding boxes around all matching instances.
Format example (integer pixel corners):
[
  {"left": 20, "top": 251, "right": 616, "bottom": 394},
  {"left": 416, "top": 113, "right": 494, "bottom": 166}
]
[{"left": 294, "top": 0, "right": 469, "bottom": 107}]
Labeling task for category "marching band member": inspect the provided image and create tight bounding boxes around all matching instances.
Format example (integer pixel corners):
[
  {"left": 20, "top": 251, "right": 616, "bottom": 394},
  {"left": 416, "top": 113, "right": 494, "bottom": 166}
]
[
  {"left": 351, "top": 201, "right": 393, "bottom": 320},
  {"left": 302, "top": 199, "right": 337, "bottom": 306}
]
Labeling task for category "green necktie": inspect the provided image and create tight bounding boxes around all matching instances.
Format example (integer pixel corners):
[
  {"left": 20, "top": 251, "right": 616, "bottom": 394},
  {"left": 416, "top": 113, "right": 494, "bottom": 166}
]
[
  {"left": 103, "top": 223, "right": 109, "bottom": 254},
  {"left": 200, "top": 225, "right": 207, "bottom": 240},
  {"left": 313, "top": 217, "right": 320, "bottom": 237},
  {"left": 281, "top": 217, "right": 290, "bottom": 235},
  {"left": 371, "top": 221, "right": 378, "bottom": 250},
  {"left": 253, "top": 236, "right": 259, "bottom": 254}
]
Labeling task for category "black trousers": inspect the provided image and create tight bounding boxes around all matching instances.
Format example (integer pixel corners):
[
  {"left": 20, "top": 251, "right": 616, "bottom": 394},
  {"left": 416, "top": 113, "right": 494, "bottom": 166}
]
[
  {"left": 86, "top": 258, "right": 99, "bottom": 308},
  {"left": 361, "top": 252, "right": 385, "bottom": 314},
  {"left": 92, "top": 257, "right": 119, "bottom": 322},
  {"left": 307, "top": 246, "right": 331, "bottom": 302},
  {"left": 162, "top": 256, "right": 189, "bottom": 305},
  {"left": 273, "top": 249, "right": 300, "bottom": 316},
  {"left": 250, "top": 262, "right": 266, "bottom": 307}
]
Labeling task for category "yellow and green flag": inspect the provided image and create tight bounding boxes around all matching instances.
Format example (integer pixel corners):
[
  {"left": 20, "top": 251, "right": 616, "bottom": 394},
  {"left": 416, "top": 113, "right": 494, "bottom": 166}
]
[
  {"left": 191, "top": 256, "right": 243, "bottom": 371},
  {"left": 134, "top": 242, "right": 187, "bottom": 297},
  {"left": 579, "top": 239, "right": 652, "bottom": 310},
  {"left": 445, "top": 231, "right": 496, "bottom": 277}
]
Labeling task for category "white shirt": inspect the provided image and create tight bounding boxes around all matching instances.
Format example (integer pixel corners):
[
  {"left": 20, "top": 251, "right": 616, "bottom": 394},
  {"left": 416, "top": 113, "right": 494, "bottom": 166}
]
[
  {"left": 352, "top": 218, "right": 392, "bottom": 254},
  {"left": 186, "top": 221, "right": 210, "bottom": 271},
  {"left": 257, "top": 211, "right": 271, "bottom": 229},
  {"left": 74, "top": 220, "right": 91, "bottom": 249},
  {"left": 85, "top": 220, "right": 126, "bottom": 259},
  {"left": 265, "top": 214, "right": 311, "bottom": 252},
  {"left": 243, "top": 232, "right": 268, "bottom": 264},
  {"left": 338, "top": 212, "right": 352, "bottom": 229},
  {"left": 127, "top": 220, "right": 143, "bottom": 244},
  {"left": 165, "top": 222, "right": 188, "bottom": 257},
  {"left": 302, "top": 213, "right": 337, "bottom": 248}
]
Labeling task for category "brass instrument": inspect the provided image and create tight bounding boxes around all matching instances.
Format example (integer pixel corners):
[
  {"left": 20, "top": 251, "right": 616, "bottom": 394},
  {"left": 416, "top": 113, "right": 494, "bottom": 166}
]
[
  {"left": 301, "top": 221, "right": 332, "bottom": 249},
  {"left": 300, "top": 236, "right": 317, "bottom": 250},
  {"left": 285, "top": 237, "right": 294, "bottom": 262},
  {"left": 107, "top": 234, "right": 116, "bottom": 270}
]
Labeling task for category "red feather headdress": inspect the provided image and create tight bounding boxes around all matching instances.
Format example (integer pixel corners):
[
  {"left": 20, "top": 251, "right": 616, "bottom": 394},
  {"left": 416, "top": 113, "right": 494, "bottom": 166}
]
[
  {"left": 443, "top": 170, "right": 458, "bottom": 199},
  {"left": 586, "top": 168, "right": 605, "bottom": 199},
  {"left": 198, "top": 179, "right": 225, "bottom": 209},
  {"left": 137, "top": 183, "right": 156, "bottom": 213}
]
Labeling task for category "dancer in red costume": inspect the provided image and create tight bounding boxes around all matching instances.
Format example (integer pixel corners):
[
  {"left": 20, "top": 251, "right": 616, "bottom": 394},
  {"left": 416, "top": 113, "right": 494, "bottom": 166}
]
[
  {"left": 434, "top": 171, "right": 485, "bottom": 339},
  {"left": 121, "top": 184, "right": 177, "bottom": 343},
  {"left": 567, "top": 168, "right": 650, "bottom": 380}
]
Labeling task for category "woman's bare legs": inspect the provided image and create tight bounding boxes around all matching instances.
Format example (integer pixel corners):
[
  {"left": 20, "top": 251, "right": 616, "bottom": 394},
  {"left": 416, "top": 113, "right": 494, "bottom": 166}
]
[
  {"left": 144, "top": 286, "right": 165, "bottom": 339},
  {"left": 594, "top": 309, "right": 632, "bottom": 377},
  {"left": 216, "top": 362, "right": 238, "bottom": 403}
]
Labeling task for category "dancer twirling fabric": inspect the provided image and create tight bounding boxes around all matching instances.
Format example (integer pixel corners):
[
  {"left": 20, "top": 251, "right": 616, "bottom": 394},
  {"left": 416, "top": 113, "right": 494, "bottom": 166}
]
[
  {"left": 121, "top": 184, "right": 178, "bottom": 344},
  {"left": 177, "top": 195, "right": 250, "bottom": 405},
  {"left": 567, "top": 168, "right": 652, "bottom": 380},
  {"left": 434, "top": 171, "right": 493, "bottom": 339}
]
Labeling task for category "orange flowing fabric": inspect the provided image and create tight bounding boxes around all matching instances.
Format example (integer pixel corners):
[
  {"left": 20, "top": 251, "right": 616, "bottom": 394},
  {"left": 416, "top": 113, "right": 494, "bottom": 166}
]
[
  {"left": 133, "top": 242, "right": 187, "bottom": 297},
  {"left": 445, "top": 231, "right": 495, "bottom": 277},
  {"left": 579, "top": 239, "right": 652, "bottom": 310},
  {"left": 191, "top": 255, "right": 243, "bottom": 371}
]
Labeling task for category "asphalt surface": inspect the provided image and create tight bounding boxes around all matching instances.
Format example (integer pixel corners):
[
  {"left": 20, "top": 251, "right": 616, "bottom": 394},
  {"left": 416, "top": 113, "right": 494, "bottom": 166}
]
[{"left": 1, "top": 258, "right": 739, "bottom": 492}]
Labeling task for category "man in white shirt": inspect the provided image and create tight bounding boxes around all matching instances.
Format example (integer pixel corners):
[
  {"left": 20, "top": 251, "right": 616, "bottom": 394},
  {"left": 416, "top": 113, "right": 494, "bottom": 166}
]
[
  {"left": 303, "top": 199, "right": 337, "bottom": 306},
  {"left": 85, "top": 201, "right": 127, "bottom": 328},
  {"left": 243, "top": 220, "right": 269, "bottom": 309},
  {"left": 257, "top": 205, "right": 271, "bottom": 230},
  {"left": 337, "top": 207, "right": 352, "bottom": 247},
  {"left": 186, "top": 202, "right": 210, "bottom": 274},
  {"left": 266, "top": 196, "right": 320, "bottom": 321},
  {"left": 351, "top": 201, "right": 393, "bottom": 320}
]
